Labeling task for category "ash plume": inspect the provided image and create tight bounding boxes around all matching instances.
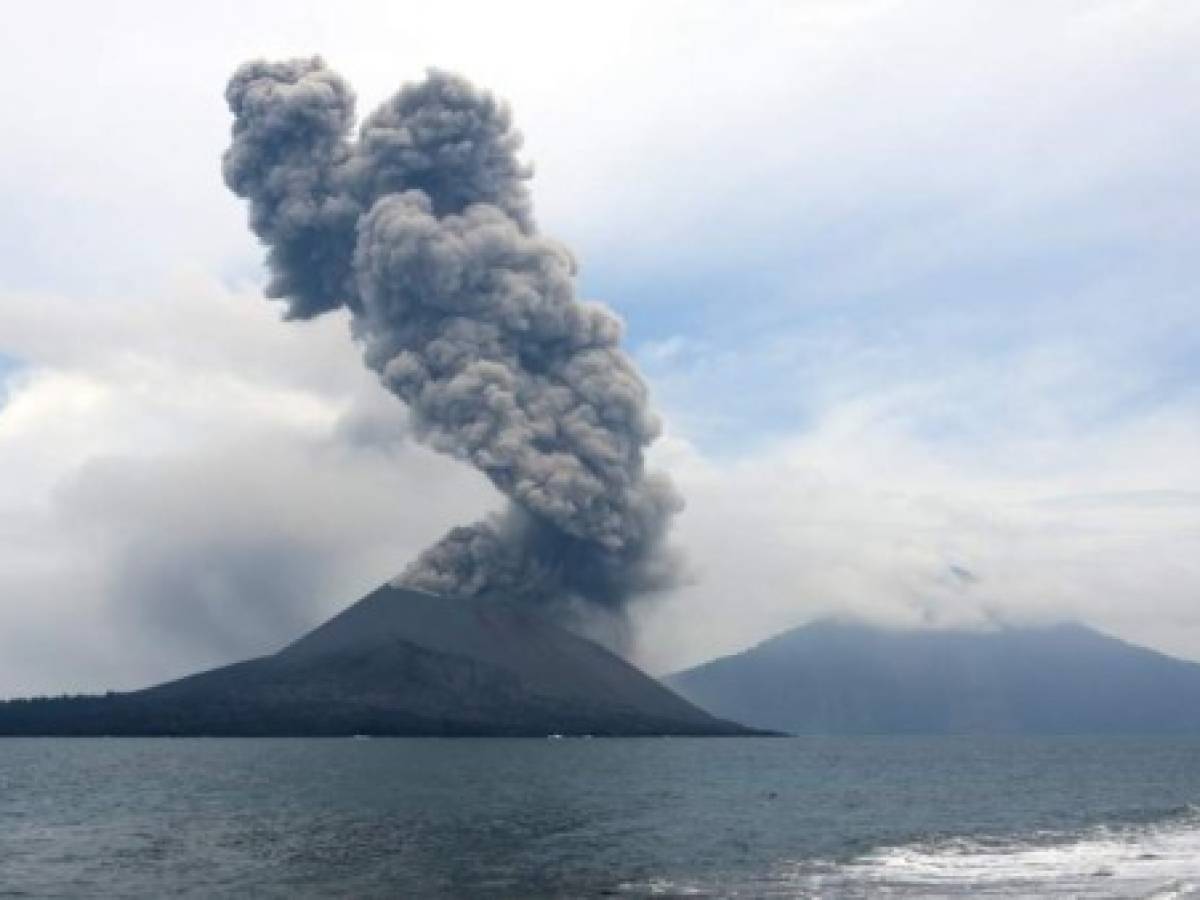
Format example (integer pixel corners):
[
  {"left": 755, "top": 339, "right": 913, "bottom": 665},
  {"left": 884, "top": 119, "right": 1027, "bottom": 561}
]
[{"left": 222, "top": 57, "right": 683, "bottom": 618}]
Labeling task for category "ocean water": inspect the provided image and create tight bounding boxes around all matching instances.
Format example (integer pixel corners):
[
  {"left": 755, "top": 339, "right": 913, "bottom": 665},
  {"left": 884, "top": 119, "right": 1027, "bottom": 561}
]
[{"left": 1, "top": 737, "right": 1199, "bottom": 898}]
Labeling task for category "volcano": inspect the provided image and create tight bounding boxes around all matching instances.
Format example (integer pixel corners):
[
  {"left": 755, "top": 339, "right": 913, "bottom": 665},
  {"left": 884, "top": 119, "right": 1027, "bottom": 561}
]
[
  {"left": 667, "top": 617, "right": 1200, "bottom": 734},
  {"left": 0, "top": 586, "right": 756, "bottom": 737}
]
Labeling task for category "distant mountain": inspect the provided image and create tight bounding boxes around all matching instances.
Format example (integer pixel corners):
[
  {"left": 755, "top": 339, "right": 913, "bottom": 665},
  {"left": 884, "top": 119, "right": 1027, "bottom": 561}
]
[
  {"left": 666, "top": 618, "right": 1200, "bottom": 734},
  {"left": 0, "top": 586, "right": 756, "bottom": 737}
]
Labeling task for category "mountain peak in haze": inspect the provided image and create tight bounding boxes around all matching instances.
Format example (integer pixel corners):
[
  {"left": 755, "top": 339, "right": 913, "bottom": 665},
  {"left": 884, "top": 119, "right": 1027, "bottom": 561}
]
[{"left": 667, "top": 617, "right": 1200, "bottom": 734}]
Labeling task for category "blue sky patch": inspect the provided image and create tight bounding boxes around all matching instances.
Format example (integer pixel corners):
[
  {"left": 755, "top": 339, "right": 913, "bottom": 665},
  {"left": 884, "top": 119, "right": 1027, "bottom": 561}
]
[{"left": 0, "top": 352, "right": 27, "bottom": 409}]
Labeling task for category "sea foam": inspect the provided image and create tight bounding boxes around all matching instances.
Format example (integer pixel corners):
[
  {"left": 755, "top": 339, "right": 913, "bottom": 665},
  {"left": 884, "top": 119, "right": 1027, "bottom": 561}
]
[{"left": 810, "top": 806, "right": 1200, "bottom": 898}]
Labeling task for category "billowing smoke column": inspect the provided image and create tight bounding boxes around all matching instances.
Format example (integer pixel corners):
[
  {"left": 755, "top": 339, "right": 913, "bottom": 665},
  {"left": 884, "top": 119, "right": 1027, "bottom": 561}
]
[{"left": 222, "top": 58, "right": 682, "bottom": 617}]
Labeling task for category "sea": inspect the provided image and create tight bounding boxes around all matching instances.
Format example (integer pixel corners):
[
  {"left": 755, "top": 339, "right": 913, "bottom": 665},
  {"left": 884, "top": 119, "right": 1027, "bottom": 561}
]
[{"left": 2, "top": 736, "right": 1199, "bottom": 898}]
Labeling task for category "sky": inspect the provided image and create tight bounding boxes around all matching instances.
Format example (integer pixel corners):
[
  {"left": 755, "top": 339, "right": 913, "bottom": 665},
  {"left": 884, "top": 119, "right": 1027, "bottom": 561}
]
[{"left": 1, "top": 0, "right": 1197, "bottom": 696}]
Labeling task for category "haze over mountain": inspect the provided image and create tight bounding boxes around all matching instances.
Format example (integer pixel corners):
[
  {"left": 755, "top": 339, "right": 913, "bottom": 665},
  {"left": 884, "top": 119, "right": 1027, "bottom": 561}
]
[
  {"left": 666, "top": 618, "right": 1200, "bottom": 735},
  {"left": 0, "top": 586, "right": 753, "bottom": 737}
]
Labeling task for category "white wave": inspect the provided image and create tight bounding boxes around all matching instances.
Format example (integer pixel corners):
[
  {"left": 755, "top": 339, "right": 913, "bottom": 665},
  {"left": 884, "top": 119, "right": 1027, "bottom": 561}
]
[
  {"left": 803, "top": 809, "right": 1200, "bottom": 898},
  {"left": 615, "top": 811, "right": 1200, "bottom": 898}
]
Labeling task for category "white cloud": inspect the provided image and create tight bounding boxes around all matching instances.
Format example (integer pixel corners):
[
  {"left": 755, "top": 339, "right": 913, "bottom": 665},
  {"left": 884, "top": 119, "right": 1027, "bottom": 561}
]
[
  {"left": 634, "top": 413, "right": 1200, "bottom": 674},
  {"left": 0, "top": 274, "right": 495, "bottom": 696}
]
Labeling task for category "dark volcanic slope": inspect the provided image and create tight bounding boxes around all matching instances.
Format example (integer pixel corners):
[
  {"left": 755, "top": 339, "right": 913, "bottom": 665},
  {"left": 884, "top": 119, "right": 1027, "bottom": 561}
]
[
  {"left": 666, "top": 618, "right": 1200, "bottom": 735},
  {"left": 0, "top": 586, "right": 753, "bottom": 737}
]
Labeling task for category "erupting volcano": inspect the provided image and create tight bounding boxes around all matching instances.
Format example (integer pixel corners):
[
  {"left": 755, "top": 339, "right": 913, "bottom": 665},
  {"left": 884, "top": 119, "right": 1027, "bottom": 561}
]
[{"left": 0, "top": 58, "right": 761, "bottom": 737}]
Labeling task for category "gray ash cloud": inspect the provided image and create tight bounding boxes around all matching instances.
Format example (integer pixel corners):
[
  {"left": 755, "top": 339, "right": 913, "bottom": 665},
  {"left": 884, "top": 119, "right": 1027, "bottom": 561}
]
[{"left": 223, "top": 57, "right": 682, "bottom": 617}]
